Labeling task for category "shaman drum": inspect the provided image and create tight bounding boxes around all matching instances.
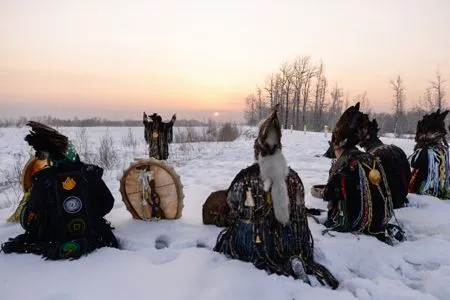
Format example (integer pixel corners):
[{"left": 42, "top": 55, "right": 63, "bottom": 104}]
[
  {"left": 311, "top": 184, "right": 326, "bottom": 199},
  {"left": 120, "top": 158, "right": 184, "bottom": 220},
  {"left": 7, "top": 157, "right": 49, "bottom": 222},
  {"left": 202, "top": 190, "right": 232, "bottom": 227}
]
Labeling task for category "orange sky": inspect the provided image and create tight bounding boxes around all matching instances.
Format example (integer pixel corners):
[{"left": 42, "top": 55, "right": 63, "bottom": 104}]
[{"left": 1, "top": 0, "right": 449, "bottom": 121}]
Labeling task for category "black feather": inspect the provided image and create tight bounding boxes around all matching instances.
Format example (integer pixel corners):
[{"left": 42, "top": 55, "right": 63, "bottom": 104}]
[{"left": 24, "top": 121, "right": 68, "bottom": 158}]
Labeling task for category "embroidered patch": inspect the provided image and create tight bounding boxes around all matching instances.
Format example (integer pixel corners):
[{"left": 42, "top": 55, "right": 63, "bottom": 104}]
[
  {"left": 68, "top": 218, "right": 86, "bottom": 233},
  {"left": 63, "top": 196, "right": 83, "bottom": 214},
  {"left": 62, "top": 177, "right": 76, "bottom": 190},
  {"left": 59, "top": 241, "right": 81, "bottom": 258},
  {"left": 152, "top": 132, "right": 159, "bottom": 139}
]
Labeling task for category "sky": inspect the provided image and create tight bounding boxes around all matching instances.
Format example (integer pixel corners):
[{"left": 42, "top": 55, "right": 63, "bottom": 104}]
[{"left": 1, "top": 0, "right": 449, "bottom": 121}]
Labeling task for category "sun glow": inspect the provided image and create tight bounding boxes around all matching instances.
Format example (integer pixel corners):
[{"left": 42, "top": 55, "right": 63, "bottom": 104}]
[{"left": 213, "top": 112, "right": 220, "bottom": 117}]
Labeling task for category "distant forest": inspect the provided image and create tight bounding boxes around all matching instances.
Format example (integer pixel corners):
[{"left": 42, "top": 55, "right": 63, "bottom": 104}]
[
  {"left": 0, "top": 116, "right": 207, "bottom": 128},
  {"left": 243, "top": 55, "right": 448, "bottom": 136}
]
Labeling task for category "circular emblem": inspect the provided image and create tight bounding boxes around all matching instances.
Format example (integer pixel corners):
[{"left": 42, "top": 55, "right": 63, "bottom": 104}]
[
  {"left": 68, "top": 218, "right": 86, "bottom": 234},
  {"left": 63, "top": 196, "right": 83, "bottom": 214},
  {"left": 152, "top": 132, "right": 159, "bottom": 139}
]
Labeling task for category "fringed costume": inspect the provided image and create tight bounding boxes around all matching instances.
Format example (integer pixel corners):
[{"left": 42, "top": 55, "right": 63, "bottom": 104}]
[
  {"left": 1, "top": 122, "right": 118, "bottom": 260},
  {"left": 214, "top": 105, "right": 339, "bottom": 289},
  {"left": 323, "top": 103, "right": 396, "bottom": 243},
  {"left": 359, "top": 119, "right": 411, "bottom": 208},
  {"left": 409, "top": 109, "right": 450, "bottom": 199},
  {"left": 324, "top": 148, "right": 394, "bottom": 240},
  {"left": 143, "top": 112, "right": 176, "bottom": 160}
]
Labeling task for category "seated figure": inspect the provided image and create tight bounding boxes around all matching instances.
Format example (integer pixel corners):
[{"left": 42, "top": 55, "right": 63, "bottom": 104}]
[
  {"left": 1, "top": 121, "right": 119, "bottom": 260},
  {"left": 323, "top": 103, "right": 395, "bottom": 243},
  {"left": 143, "top": 112, "right": 176, "bottom": 160},
  {"left": 358, "top": 118, "right": 411, "bottom": 208},
  {"left": 409, "top": 109, "right": 450, "bottom": 199},
  {"left": 214, "top": 105, "right": 339, "bottom": 289}
]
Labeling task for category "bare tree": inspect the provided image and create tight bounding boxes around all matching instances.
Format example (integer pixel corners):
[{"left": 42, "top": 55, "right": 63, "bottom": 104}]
[
  {"left": 418, "top": 87, "right": 434, "bottom": 112},
  {"left": 301, "top": 65, "right": 315, "bottom": 129},
  {"left": 354, "top": 91, "right": 371, "bottom": 114},
  {"left": 329, "top": 82, "right": 344, "bottom": 127},
  {"left": 244, "top": 94, "right": 257, "bottom": 125},
  {"left": 313, "top": 61, "right": 328, "bottom": 130},
  {"left": 280, "top": 62, "right": 294, "bottom": 129},
  {"left": 292, "top": 56, "right": 311, "bottom": 129},
  {"left": 430, "top": 67, "right": 447, "bottom": 110},
  {"left": 264, "top": 74, "right": 276, "bottom": 108},
  {"left": 390, "top": 75, "right": 406, "bottom": 137},
  {"left": 256, "top": 85, "right": 264, "bottom": 121}
]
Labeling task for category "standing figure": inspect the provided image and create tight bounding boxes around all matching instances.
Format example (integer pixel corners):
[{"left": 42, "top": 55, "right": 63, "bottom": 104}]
[
  {"left": 143, "top": 112, "right": 176, "bottom": 160},
  {"left": 409, "top": 109, "right": 450, "bottom": 199},
  {"left": 214, "top": 105, "right": 339, "bottom": 289},
  {"left": 323, "top": 103, "right": 395, "bottom": 244},
  {"left": 1, "top": 121, "right": 118, "bottom": 260},
  {"left": 358, "top": 118, "right": 412, "bottom": 208}
]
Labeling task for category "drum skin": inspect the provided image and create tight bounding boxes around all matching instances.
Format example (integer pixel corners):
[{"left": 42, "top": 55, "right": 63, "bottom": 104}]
[{"left": 119, "top": 158, "right": 184, "bottom": 220}]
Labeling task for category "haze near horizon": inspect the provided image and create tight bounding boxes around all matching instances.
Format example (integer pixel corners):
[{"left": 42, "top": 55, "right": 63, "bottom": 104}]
[{"left": 1, "top": 0, "right": 449, "bottom": 121}]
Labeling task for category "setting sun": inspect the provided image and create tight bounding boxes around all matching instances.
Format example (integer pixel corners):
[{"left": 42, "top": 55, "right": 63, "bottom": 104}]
[{"left": 213, "top": 112, "right": 220, "bottom": 117}]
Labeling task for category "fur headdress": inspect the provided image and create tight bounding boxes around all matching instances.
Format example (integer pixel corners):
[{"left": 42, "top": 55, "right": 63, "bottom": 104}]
[
  {"left": 254, "top": 104, "right": 282, "bottom": 160},
  {"left": 24, "top": 121, "right": 78, "bottom": 163},
  {"left": 323, "top": 103, "right": 370, "bottom": 158},
  {"left": 415, "top": 109, "right": 449, "bottom": 147},
  {"left": 357, "top": 118, "right": 380, "bottom": 147}
]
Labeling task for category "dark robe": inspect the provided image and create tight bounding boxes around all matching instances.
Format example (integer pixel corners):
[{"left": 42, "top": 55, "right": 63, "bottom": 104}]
[
  {"left": 143, "top": 115, "right": 175, "bottom": 160},
  {"left": 360, "top": 137, "right": 411, "bottom": 208},
  {"left": 1, "top": 161, "right": 118, "bottom": 259},
  {"left": 409, "top": 142, "right": 450, "bottom": 199},
  {"left": 214, "top": 163, "right": 339, "bottom": 289},
  {"left": 323, "top": 148, "right": 394, "bottom": 241}
]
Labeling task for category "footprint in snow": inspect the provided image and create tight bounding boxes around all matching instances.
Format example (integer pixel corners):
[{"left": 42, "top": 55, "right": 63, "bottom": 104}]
[{"left": 155, "top": 235, "right": 171, "bottom": 249}]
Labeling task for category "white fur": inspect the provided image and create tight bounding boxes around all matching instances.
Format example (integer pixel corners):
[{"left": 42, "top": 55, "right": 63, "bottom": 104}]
[
  {"left": 265, "top": 127, "right": 279, "bottom": 148},
  {"left": 258, "top": 149, "right": 290, "bottom": 225}
]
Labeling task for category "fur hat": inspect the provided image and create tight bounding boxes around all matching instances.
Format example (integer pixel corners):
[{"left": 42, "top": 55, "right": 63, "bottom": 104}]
[
  {"left": 323, "top": 102, "right": 370, "bottom": 158},
  {"left": 24, "top": 121, "right": 78, "bottom": 163},
  {"left": 254, "top": 104, "right": 282, "bottom": 160},
  {"left": 415, "top": 109, "right": 449, "bottom": 146}
]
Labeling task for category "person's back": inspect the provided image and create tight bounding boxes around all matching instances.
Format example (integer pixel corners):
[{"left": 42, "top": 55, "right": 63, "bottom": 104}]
[
  {"left": 214, "top": 105, "right": 339, "bottom": 289},
  {"left": 323, "top": 103, "right": 395, "bottom": 243},
  {"left": 2, "top": 121, "right": 118, "bottom": 260},
  {"left": 409, "top": 109, "right": 450, "bottom": 199}
]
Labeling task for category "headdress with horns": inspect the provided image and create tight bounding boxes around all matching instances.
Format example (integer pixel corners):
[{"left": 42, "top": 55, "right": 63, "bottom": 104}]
[
  {"left": 254, "top": 104, "right": 282, "bottom": 160},
  {"left": 415, "top": 109, "right": 449, "bottom": 147}
]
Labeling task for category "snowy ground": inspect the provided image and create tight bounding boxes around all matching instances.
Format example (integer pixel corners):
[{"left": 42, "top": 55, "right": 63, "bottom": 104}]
[{"left": 0, "top": 126, "right": 449, "bottom": 300}]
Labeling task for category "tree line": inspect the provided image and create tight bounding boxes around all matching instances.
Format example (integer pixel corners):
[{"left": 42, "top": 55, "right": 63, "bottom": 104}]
[
  {"left": 0, "top": 116, "right": 206, "bottom": 128},
  {"left": 244, "top": 55, "right": 447, "bottom": 136}
]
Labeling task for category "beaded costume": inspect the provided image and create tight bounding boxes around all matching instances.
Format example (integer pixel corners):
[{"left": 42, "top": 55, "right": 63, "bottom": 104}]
[
  {"left": 409, "top": 109, "right": 450, "bottom": 199},
  {"left": 323, "top": 103, "right": 395, "bottom": 243},
  {"left": 214, "top": 105, "right": 339, "bottom": 289}
]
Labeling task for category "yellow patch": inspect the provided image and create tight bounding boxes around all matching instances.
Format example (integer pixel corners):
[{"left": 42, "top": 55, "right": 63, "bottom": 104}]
[
  {"left": 152, "top": 132, "right": 159, "bottom": 139},
  {"left": 62, "top": 177, "right": 76, "bottom": 190}
]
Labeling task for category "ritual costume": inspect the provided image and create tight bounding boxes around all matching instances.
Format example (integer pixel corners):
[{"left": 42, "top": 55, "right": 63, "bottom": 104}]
[
  {"left": 214, "top": 105, "right": 339, "bottom": 289},
  {"left": 409, "top": 109, "right": 450, "bottom": 199},
  {"left": 2, "top": 121, "right": 118, "bottom": 260},
  {"left": 143, "top": 112, "right": 176, "bottom": 160},
  {"left": 358, "top": 118, "right": 411, "bottom": 208},
  {"left": 323, "top": 103, "right": 395, "bottom": 243}
]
